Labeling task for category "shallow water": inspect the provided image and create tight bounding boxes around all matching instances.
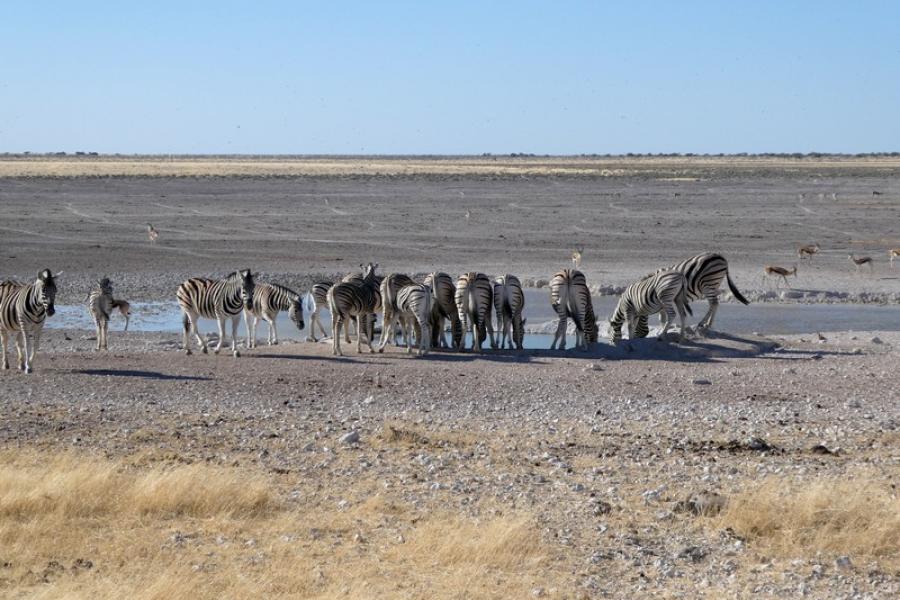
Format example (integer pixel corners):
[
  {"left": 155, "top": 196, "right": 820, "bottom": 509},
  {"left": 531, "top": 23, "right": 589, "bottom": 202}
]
[{"left": 47, "top": 292, "right": 900, "bottom": 350}]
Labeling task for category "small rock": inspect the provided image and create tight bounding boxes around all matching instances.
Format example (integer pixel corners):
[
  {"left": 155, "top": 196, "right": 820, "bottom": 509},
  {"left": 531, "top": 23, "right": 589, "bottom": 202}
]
[
  {"left": 870, "top": 336, "right": 883, "bottom": 344},
  {"left": 340, "top": 430, "right": 360, "bottom": 445},
  {"left": 851, "top": 348, "right": 863, "bottom": 355},
  {"left": 835, "top": 556, "right": 852, "bottom": 570},
  {"left": 584, "top": 363, "right": 603, "bottom": 372},
  {"left": 363, "top": 395, "right": 375, "bottom": 405},
  {"left": 678, "top": 546, "right": 707, "bottom": 563},
  {"left": 692, "top": 378, "right": 712, "bottom": 385},
  {"left": 532, "top": 587, "right": 545, "bottom": 597},
  {"left": 810, "top": 444, "right": 834, "bottom": 455},
  {"left": 675, "top": 491, "right": 726, "bottom": 516}
]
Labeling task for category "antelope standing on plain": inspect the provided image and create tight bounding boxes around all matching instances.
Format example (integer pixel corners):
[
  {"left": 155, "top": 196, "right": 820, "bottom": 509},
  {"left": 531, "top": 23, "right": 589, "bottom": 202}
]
[
  {"left": 889, "top": 248, "right": 900, "bottom": 268},
  {"left": 147, "top": 224, "right": 159, "bottom": 243},
  {"left": 571, "top": 246, "right": 583, "bottom": 269},
  {"left": 849, "top": 254, "right": 874, "bottom": 273},
  {"left": 763, "top": 264, "right": 797, "bottom": 288},
  {"left": 798, "top": 243, "right": 820, "bottom": 261}
]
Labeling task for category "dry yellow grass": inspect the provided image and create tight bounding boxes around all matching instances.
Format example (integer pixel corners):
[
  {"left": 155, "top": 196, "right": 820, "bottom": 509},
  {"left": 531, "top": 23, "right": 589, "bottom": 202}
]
[
  {"left": 2, "top": 155, "right": 900, "bottom": 178},
  {"left": 0, "top": 450, "right": 566, "bottom": 599},
  {"left": 715, "top": 475, "right": 900, "bottom": 567}
]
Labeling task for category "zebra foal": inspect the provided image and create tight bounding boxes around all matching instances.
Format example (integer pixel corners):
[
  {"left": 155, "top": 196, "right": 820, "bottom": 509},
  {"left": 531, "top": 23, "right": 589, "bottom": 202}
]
[
  {"left": 87, "top": 277, "right": 131, "bottom": 350},
  {"left": 548, "top": 269, "right": 597, "bottom": 351},
  {"left": 0, "top": 269, "right": 58, "bottom": 373},
  {"left": 609, "top": 270, "right": 691, "bottom": 343},
  {"left": 246, "top": 282, "right": 305, "bottom": 348},
  {"left": 493, "top": 274, "right": 526, "bottom": 350},
  {"left": 176, "top": 269, "right": 255, "bottom": 357}
]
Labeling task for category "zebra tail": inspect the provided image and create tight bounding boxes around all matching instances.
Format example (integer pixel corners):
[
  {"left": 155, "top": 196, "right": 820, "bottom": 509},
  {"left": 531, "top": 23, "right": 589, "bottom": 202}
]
[{"left": 726, "top": 270, "right": 750, "bottom": 305}]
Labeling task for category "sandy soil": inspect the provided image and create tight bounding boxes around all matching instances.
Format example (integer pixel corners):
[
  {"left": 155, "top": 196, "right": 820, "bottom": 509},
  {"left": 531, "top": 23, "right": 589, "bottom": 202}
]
[{"left": 0, "top": 159, "right": 898, "bottom": 598}]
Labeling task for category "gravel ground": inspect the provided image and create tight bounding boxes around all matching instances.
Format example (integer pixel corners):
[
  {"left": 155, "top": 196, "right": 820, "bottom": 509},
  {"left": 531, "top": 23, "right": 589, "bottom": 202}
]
[{"left": 1, "top": 328, "right": 897, "bottom": 598}]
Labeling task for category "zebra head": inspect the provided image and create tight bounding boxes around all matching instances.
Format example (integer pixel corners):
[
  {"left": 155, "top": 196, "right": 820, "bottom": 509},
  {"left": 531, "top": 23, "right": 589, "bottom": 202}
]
[
  {"left": 98, "top": 277, "right": 113, "bottom": 294},
  {"left": 37, "top": 269, "right": 57, "bottom": 317},
  {"left": 360, "top": 262, "right": 379, "bottom": 283},
  {"left": 288, "top": 298, "right": 305, "bottom": 331},
  {"left": 239, "top": 269, "right": 255, "bottom": 310}
]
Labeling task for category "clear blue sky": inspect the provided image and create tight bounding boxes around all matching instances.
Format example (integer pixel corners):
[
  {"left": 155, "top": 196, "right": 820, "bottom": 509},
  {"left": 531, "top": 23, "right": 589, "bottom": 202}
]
[{"left": 1, "top": 2, "right": 898, "bottom": 154}]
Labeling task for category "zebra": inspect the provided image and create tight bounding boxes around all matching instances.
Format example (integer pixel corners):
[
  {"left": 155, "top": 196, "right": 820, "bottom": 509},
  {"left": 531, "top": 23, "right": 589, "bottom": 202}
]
[
  {"left": 454, "top": 272, "right": 496, "bottom": 351},
  {"left": 548, "top": 268, "right": 597, "bottom": 351},
  {"left": 423, "top": 271, "right": 462, "bottom": 350},
  {"left": 87, "top": 278, "right": 131, "bottom": 350},
  {"left": 327, "top": 263, "right": 382, "bottom": 356},
  {"left": 305, "top": 281, "right": 333, "bottom": 342},
  {"left": 176, "top": 269, "right": 255, "bottom": 357},
  {"left": 396, "top": 283, "right": 432, "bottom": 355},
  {"left": 493, "top": 274, "right": 526, "bottom": 350},
  {"left": 609, "top": 270, "right": 691, "bottom": 343},
  {"left": 0, "top": 269, "right": 57, "bottom": 373},
  {"left": 377, "top": 273, "right": 417, "bottom": 352},
  {"left": 245, "top": 282, "right": 305, "bottom": 348},
  {"left": 649, "top": 253, "right": 749, "bottom": 333}
]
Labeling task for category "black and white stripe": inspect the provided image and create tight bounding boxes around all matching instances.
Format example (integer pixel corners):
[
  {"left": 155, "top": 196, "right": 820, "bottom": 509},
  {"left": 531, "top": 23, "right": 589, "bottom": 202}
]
[
  {"left": 609, "top": 270, "right": 691, "bottom": 342},
  {"left": 176, "top": 269, "right": 255, "bottom": 357},
  {"left": 377, "top": 273, "right": 417, "bottom": 352},
  {"left": 396, "top": 283, "right": 432, "bottom": 356},
  {"left": 548, "top": 268, "right": 597, "bottom": 351},
  {"left": 306, "top": 281, "right": 333, "bottom": 342},
  {"left": 652, "top": 253, "right": 748, "bottom": 331},
  {"left": 493, "top": 274, "right": 526, "bottom": 350},
  {"left": 327, "top": 263, "right": 382, "bottom": 355},
  {"left": 86, "top": 278, "right": 130, "bottom": 350},
  {"left": 245, "top": 282, "right": 305, "bottom": 348},
  {"left": 454, "top": 272, "right": 496, "bottom": 351},
  {"left": 0, "top": 269, "right": 57, "bottom": 373},
  {"left": 423, "top": 271, "right": 462, "bottom": 349}
]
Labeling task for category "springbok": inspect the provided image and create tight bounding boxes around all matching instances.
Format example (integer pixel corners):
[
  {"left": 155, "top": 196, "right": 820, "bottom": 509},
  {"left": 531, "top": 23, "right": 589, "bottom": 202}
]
[
  {"left": 889, "top": 248, "right": 900, "bottom": 268},
  {"left": 147, "top": 224, "right": 159, "bottom": 243},
  {"left": 798, "top": 243, "right": 820, "bottom": 261},
  {"left": 571, "top": 246, "right": 583, "bottom": 269},
  {"left": 849, "top": 254, "right": 874, "bottom": 273},
  {"left": 763, "top": 265, "right": 797, "bottom": 288}
]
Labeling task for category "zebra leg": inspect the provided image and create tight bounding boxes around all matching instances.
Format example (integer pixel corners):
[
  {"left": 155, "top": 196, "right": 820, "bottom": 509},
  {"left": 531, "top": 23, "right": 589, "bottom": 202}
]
[
  {"left": 332, "top": 313, "right": 343, "bottom": 356},
  {"left": 20, "top": 330, "right": 33, "bottom": 373},
  {"left": 230, "top": 314, "right": 241, "bottom": 357},
  {"left": 420, "top": 317, "right": 430, "bottom": 356},
  {"left": 213, "top": 315, "right": 226, "bottom": 354},
  {"left": 269, "top": 314, "right": 279, "bottom": 345},
  {"left": 306, "top": 309, "right": 319, "bottom": 342},
  {"left": 29, "top": 327, "right": 42, "bottom": 368},
  {"left": 95, "top": 318, "right": 102, "bottom": 351},
  {"left": 550, "top": 306, "right": 567, "bottom": 350},
  {"left": 698, "top": 295, "right": 719, "bottom": 332},
  {"left": 101, "top": 319, "right": 108, "bottom": 350},
  {"left": 14, "top": 332, "right": 25, "bottom": 370},
  {"left": 0, "top": 330, "right": 8, "bottom": 369},
  {"left": 658, "top": 307, "right": 675, "bottom": 341},
  {"left": 377, "top": 309, "right": 395, "bottom": 352},
  {"left": 363, "top": 313, "right": 375, "bottom": 353},
  {"left": 486, "top": 315, "right": 497, "bottom": 350}
]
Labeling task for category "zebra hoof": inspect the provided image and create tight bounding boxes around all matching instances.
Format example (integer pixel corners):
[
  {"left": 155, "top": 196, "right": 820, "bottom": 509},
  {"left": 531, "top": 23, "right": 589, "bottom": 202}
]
[
  {"left": 200, "top": 347, "right": 208, "bottom": 355},
  {"left": 24, "top": 366, "right": 32, "bottom": 374},
  {"left": 233, "top": 350, "right": 241, "bottom": 358},
  {"left": 185, "top": 348, "right": 192, "bottom": 356}
]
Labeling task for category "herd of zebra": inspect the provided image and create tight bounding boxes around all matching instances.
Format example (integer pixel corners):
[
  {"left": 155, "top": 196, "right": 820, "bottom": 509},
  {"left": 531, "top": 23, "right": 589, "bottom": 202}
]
[{"left": 0, "top": 252, "right": 748, "bottom": 372}]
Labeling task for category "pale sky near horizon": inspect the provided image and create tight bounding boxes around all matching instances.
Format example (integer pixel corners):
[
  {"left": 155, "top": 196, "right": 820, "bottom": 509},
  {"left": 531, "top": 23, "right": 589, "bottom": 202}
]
[{"left": 1, "top": 2, "right": 899, "bottom": 154}]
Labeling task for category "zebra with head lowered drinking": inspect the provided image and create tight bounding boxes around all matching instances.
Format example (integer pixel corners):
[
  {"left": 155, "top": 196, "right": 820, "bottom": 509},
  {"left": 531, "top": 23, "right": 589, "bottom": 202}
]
[
  {"left": 454, "top": 272, "right": 496, "bottom": 351},
  {"left": 245, "top": 282, "right": 305, "bottom": 348},
  {"left": 377, "top": 272, "right": 417, "bottom": 352},
  {"left": 396, "top": 283, "right": 432, "bottom": 356},
  {"left": 176, "top": 269, "right": 255, "bottom": 357},
  {"left": 651, "top": 253, "right": 749, "bottom": 333},
  {"left": 609, "top": 270, "right": 691, "bottom": 343},
  {"left": 0, "top": 269, "right": 57, "bottom": 373},
  {"left": 493, "top": 274, "right": 526, "bottom": 350},
  {"left": 423, "top": 271, "right": 462, "bottom": 350},
  {"left": 548, "top": 268, "right": 597, "bottom": 351},
  {"left": 87, "top": 277, "right": 131, "bottom": 350},
  {"left": 328, "top": 263, "right": 382, "bottom": 356}
]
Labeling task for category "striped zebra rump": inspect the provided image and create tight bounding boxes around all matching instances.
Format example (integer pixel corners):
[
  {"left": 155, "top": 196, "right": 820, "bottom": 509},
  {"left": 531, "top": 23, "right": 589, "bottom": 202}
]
[
  {"left": 454, "top": 272, "right": 495, "bottom": 351},
  {"left": 247, "top": 282, "right": 305, "bottom": 347},
  {"left": 378, "top": 273, "right": 417, "bottom": 351},
  {"left": 176, "top": 269, "right": 255, "bottom": 356},
  {"left": 654, "top": 253, "right": 747, "bottom": 331},
  {"left": 493, "top": 274, "right": 526, "bottom": 350},
  {"left": 328, "top": 263, "right": 382, "bottom": 355},
  {"left": 0, "top": 269, "right": 58, "bottom": 373},
  {"left": 548, "top": 268, "right": 595, "bottom": 351},
  {"left": 306, "top": 281, "right": 333, "bottom": 341},
  {"left": 424, "top": 271, "right": 462, "bottom": 349},
  {"left": 609, "top": 270, "right": 689, "bottom": 342},
  {"left": 396, "top": 283, "right": 432, "bottom": 355}
]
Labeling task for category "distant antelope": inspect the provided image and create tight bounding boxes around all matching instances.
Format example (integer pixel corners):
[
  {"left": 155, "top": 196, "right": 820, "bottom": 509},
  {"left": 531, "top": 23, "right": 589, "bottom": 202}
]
[
  {"left": 571, "top": 246, "right": 583, "bottom": 269},
  {"left": 147, "top": 224, "right": 159, "bottom": 243},
  {"left": 890, "top": 248, "right": 900, "bottom": 268},
  {"left": 798, "top": 243, "right": 820, "bottom": 261},
  {"left": 464, "top": 209, "right": 471, "bottom": 222},
  {"left": 763, "top": 264, "right": 797, "bottom": 288},
  {"left": 849, "top": 254, "right": 874, "bottom": 273},
  {"left": 872, "top": 190, "right": 883, "bottom": 196}
]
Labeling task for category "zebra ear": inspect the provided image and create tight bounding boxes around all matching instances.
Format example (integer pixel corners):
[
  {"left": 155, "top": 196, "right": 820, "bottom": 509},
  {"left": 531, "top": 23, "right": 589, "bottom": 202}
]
[{"left": 38, "top": 269, "right": 53, "bottom": 281}]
